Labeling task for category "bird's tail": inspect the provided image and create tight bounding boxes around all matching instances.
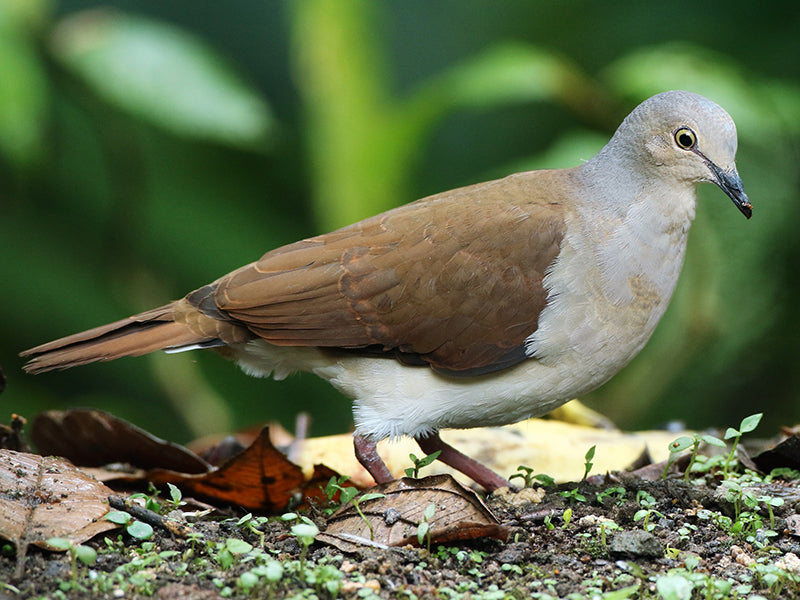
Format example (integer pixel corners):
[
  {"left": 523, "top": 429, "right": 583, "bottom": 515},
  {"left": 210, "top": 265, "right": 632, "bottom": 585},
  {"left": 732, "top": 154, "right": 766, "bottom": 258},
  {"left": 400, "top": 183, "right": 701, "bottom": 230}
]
[{"left": 20, "top": 303, "right": 221, "bottom": 374}]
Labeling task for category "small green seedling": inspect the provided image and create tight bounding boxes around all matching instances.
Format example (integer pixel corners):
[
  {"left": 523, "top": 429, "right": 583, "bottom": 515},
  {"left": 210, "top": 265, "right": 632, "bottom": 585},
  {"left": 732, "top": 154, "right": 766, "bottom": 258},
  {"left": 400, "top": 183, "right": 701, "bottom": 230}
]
[
  {"left": 723, "top": 413, "right": 762, "bottom": 477},
  {"left": 664, "top": 433, "right": 726, "bottom": 481},
  {"left": 769, "top": 467, "right": 800, "bottom": 480},
  {"left": 759, "top": 495, "right": 785, "bottom": 530},
  {"left": 509, "top": 465, "right": 555, "bottom": 488},
  {"left": 236, "top": 513, "right": 270, "bottom": 547},
  {"left": 582, "top": 445, "right": 596, "bottom": 480},
  {"left": 417, "top": 502, "right": 436, "bottom": 551},
  {"left": 325, "top": 476, "right": 385, "bottom": 539},
  {"left": 633, "top": 505, "right": 665, "bottom": 532},
  {"left": 559, "top": 487, "right": 586, "bottom": 503},
  {"left": 165, "top": 483, "right": 185, "bottom": 510},
  {"left": 104, "top": 510, "right": 154, "bottom": 540},
  {"left": 509, "top": 465, "right": 536, "bottom": 487},
  {"left": 349, "top": 491, "right": 386, "bottom": 540},
  {"left": 325, "top": 480, "right": 386, "bottom": 540},
  {"left": 562, "top": 507, "right": 573, "bottom": 528},
  {"left": 325, "top": 475, "right": 359, "bottom": 507},
  {"left": 721, "top": 481, "right": 753, "bottom": 521},
  {"left": 128, "top": 483, "right": 163, "bottom": 514},
  {"left": 597, "top": 519, "right": 620, "bottom": 549},
  {"left": 283, "top": 513, "right": 319, "bottom": 565},
  {"left": 405, "top": 450, "right": 441, "bottom": 478},
  {"left": 596, "top": 486, "right": 627, "bottom": 505},
  {"left": 47, "top": 537, "right": 97, "bottom": 581},
  {"left": 634, "top": 490, "right": 664, "bottom": 532}
]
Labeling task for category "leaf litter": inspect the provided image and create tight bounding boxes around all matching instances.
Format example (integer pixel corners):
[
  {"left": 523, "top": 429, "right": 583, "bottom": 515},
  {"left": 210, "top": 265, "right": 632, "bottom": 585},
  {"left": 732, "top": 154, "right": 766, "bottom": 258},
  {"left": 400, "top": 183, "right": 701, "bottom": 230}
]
[{"left": 4, "top": 410, "right": 800, "bottom": 597}]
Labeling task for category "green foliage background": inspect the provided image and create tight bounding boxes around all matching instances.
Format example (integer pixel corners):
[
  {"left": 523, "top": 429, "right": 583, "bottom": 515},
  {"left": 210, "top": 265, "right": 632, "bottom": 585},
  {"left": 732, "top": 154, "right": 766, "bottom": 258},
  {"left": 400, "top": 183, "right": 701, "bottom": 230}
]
[{"left": 1, "top": 0, "right": 798, "bottom": 443}]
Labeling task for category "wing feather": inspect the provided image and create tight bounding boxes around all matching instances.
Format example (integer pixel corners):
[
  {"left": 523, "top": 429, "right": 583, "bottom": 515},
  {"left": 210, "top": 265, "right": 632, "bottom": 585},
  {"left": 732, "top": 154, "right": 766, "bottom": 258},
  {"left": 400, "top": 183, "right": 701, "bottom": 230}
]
[{"left": 209, "top": 172, "right": 569, "bottom": 374}]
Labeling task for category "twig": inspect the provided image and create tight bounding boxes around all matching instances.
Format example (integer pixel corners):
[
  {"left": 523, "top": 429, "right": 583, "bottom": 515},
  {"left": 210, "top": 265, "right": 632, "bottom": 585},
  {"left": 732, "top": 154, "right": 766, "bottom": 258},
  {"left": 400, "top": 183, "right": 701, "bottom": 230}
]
[{"left": 108, "top": 495, "right": 194, "bottom": 538}]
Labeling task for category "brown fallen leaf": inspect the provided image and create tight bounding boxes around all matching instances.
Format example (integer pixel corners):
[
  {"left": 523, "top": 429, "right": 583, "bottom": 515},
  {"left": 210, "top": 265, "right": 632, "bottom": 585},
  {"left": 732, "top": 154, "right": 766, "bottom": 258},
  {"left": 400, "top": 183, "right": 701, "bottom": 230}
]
[
  {"left": 32, "top": 409, "right": 211, "bottom": 473},
  {"left": 148, "top": 428, "right": 310, "bottom": 512},
  {"left": 31, "top": 409, "right": 348, "bottom": 512},
  {"left": 187, "top": 417, "right": 303, "bottom": 465},
  {"left": 754, "top": 434, "right": 800, "bottom": 473},
  {"left": 0, "top": 450, "right": 118, "bottom": 579},
  {"left": 317, "top": 474, "right": 508, "bottom": 551}
]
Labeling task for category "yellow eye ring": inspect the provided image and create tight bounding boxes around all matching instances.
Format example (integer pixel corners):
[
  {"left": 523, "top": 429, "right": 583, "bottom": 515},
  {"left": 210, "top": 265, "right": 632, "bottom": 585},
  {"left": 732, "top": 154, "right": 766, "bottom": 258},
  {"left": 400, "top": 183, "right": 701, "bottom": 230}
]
[{"left": 674, "top": 127, "right": 697, "bottom": 150}]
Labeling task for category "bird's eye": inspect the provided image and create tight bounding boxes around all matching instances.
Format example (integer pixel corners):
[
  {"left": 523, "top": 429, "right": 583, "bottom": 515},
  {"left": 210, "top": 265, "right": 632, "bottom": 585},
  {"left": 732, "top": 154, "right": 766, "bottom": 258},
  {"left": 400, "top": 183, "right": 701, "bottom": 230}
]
[{"left": 674, "top": 127, "right": 697, "bottom": 150}]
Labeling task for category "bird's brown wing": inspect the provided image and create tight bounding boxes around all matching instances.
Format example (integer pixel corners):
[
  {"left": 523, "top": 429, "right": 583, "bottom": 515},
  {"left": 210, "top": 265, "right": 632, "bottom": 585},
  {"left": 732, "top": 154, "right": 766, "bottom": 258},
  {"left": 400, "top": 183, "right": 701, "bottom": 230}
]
[{"left": 210, "top": 175, "right": 567, "bottom": 375}]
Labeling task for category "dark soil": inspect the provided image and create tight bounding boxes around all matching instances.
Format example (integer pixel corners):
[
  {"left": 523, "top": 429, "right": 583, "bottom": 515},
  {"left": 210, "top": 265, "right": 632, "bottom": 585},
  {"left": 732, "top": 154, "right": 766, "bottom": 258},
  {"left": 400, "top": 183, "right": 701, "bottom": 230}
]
[{"left": 4, "top": 473, "right": 800, "bottom": 599}]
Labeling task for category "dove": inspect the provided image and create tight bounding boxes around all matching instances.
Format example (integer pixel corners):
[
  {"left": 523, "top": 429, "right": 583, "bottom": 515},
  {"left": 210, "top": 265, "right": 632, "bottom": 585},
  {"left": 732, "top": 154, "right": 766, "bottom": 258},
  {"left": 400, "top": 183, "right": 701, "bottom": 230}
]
[{"left": 21, "top": 90, "right": 751, "bottom": 490}]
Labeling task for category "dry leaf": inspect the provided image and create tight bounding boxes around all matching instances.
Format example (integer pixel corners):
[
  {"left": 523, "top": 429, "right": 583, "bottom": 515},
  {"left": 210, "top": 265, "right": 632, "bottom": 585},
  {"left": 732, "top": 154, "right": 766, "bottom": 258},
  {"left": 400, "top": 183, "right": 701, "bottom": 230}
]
[
  {"left": 318, "top": 474, "right": 507, "bottom": 551},
  {"left": 148, "top": 428, "right": 307, "bottom": 512},
  {"left": 0, "top": 450, "right": 118, "bottom": 578},
  {"left": 754, "top": 435, "right": 800, "bottom": 472},
  {"left": 32, "top": 409, "right": 345, "bottom": 512},
  {"left": 187, "top": 419, "right": 300, "bottom": 465},
  {"left": 32, "top": 409, "right": 211, "bottom": 473}
]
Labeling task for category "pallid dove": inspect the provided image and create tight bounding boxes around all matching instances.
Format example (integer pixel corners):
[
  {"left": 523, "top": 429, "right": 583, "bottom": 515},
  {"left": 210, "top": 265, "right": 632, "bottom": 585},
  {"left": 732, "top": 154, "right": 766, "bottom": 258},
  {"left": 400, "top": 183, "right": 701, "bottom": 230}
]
[{"left": 22, "top": 90, "right": 752, "bottom": 490}]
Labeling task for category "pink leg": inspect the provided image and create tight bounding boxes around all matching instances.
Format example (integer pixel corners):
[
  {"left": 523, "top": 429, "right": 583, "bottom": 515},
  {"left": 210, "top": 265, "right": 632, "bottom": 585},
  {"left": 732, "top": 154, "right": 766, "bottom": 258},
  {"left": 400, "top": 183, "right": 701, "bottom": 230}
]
[
  {"left": 415, "top": 431, "right": 512, "bottom": 491},
  {"left": 353, "top": 434, "right": 394, "bottom": 484}
]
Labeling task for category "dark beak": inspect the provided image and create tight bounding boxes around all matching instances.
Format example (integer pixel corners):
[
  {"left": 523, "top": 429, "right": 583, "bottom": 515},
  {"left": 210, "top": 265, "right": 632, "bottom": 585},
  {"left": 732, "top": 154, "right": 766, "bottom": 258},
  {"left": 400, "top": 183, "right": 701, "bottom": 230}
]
[{"left": 707, "top": 161, "right": 752, "bottom": 219}]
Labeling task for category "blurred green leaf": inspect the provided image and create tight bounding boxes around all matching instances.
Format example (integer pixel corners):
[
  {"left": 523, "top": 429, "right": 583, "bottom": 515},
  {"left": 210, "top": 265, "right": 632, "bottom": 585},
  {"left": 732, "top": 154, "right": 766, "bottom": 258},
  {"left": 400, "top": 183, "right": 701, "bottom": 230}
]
[
  {"left": 0, "top": 0, "right": 52, "bottom": 33},
  {"left": 51, "top": 9, "right": 273, "bottom": 147},
  {"left": 604, "top": 43, "right": 800, "bottom": 137},
  {"left": 405, "top": 43, "right": 620, "bottom": 140},
  {"left": 434, "top": 44, "right": 595, "bottom": 111},
  {"left": 0, "top": 30, "right": 48, "bottom": 166},
  {"left": 291, "top": 0, "right": 398, "bottom": 228}
]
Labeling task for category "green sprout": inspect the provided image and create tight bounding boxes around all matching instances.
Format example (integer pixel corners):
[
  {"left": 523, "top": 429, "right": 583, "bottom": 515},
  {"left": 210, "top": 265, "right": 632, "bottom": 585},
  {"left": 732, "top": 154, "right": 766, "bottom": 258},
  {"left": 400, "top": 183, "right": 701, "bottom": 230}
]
[
  {"left": 559, "top": 487, "right": 586, "bottom": 503},
  {"left": 417, "top": 502, "right": 436, "bottom": 551},
  {"left": 46, "top": 537, "right": 97, "bottom": 581},
  {"left": 509, "top": 465, "right": 555, "bottom": 488},
  {"left": 405, "top": 450, "right": 441, "bottom": 478},
  {"left": 325, "top": 477, "right": 385, "bottom": 540},
  {"left": 103, "top": 510, "right": 154, "bottom": 540},
  {"left": 325, "top": 475, "right": 359, "bottom": 507},
  {"left": 723, "top": 413, "right": 762, "bottom": 478},
  {"left": 282, "top": 513, "right": 319, "bottom": 567},
  {"left": 664, "top": 432, "right": 726, "bottom": 481},
  {"left": 582, "top": 445, "right": 596, "bottom": 480}
]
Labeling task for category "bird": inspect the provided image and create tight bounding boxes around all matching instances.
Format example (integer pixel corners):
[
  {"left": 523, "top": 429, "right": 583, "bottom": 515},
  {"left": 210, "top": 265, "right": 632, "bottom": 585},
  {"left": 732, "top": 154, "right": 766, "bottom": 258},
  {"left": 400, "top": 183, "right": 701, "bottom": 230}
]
[{"left": 21, "top": 90, "right": 752, "bottom": 491}]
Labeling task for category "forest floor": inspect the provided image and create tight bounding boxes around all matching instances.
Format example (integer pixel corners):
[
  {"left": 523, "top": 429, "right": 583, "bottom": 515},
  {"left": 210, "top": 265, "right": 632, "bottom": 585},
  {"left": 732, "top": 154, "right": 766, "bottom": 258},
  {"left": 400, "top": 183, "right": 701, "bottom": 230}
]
[{"left": 4, "top": 459, "right": 800, "bottom": 600}]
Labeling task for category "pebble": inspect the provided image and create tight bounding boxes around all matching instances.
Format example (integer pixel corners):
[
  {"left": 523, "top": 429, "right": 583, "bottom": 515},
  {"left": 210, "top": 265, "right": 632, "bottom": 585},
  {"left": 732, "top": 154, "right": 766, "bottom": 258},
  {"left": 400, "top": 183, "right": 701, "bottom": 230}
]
[
  {"left": 731, "top": 545, "right": 755, "bottom": 566},
  {"left": 775, "top": 552, "right": 800, "bottom": 575},
  {"left": 578, "top": 515, "right": 616, "bottom": 528},
  {"left": 493, "top": 486, "right": 546, "bottom": 505},
  {"left": 608, "top": 530, "right": 663, "bottom": 558}
]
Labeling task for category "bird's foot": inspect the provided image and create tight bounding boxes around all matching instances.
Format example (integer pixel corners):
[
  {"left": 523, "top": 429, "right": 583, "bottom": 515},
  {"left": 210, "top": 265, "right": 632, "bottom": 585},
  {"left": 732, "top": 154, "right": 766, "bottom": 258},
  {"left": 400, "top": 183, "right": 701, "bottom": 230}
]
[
  {"left": 415, "top": 431, "right": 512, "bottom": 491},
  {"left": 353, "top": 434, "right": 394, "bottom": 484}
]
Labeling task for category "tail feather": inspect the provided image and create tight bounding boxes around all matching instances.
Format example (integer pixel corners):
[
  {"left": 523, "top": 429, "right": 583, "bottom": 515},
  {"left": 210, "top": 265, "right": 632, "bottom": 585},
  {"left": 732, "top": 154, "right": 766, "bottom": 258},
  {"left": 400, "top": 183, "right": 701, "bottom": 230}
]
[{"left": 20, "top": 304, "right": 217, "bottom": 374}]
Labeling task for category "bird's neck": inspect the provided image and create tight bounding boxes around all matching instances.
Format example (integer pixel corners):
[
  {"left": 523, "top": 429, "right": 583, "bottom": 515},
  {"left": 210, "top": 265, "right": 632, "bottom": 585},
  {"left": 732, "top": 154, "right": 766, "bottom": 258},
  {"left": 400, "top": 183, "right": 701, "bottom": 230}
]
[{"left": 575, "top": 151, "right": 698, "bottom": 230}]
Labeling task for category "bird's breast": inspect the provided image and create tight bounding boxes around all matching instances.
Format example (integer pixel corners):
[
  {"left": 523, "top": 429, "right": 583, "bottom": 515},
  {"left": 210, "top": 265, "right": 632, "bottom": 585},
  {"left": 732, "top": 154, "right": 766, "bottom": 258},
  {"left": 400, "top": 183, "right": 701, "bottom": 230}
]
[{"left": 524, "top": 193, "right": 693, "bottom": 392}]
